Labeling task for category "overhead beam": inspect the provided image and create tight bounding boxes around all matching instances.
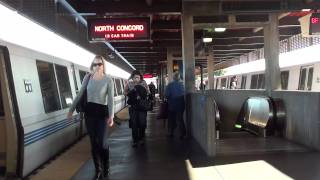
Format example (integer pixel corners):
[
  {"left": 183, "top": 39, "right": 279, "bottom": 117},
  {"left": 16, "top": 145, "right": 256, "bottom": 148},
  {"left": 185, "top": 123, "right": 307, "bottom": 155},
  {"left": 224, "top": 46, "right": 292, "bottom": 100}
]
[
  {"left": 183, "top": 1, "right": 316, "bottom": 16},
  {"left": 67, "top": 0, "right": 181, "bottom": 14},
  {"left": 194, "top": 21, "right": 268, "bottom": 29}
]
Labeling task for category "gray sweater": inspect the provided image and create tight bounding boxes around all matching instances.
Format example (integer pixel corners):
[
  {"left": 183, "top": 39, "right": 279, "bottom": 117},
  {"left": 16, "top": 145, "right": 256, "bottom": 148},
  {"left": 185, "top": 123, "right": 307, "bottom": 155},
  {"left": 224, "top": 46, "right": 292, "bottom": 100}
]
[{"left": 69, "top": 74, "right": 114, "bottom": 118}]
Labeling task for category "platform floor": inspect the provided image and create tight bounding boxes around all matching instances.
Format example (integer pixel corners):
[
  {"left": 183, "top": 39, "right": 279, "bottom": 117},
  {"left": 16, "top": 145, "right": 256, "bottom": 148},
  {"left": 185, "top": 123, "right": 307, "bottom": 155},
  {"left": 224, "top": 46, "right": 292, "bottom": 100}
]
[{"left": 30, "top": 105, "right": 320, "bottom": 180}]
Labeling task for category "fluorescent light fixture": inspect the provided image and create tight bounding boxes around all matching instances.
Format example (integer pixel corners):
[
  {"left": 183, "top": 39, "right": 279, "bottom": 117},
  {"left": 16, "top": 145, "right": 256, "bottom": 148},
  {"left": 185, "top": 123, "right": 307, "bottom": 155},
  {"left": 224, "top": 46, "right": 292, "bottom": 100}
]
[
  {"left": 0, "top": 3, "right": 130, "bottom": 79},
  {"left": 214, "top": 28, "right": 226, "bottom": 32},
  {"left": 302, "top": 9, "right": 311, "bottom": 12},
  {"left": 202, "top": 37, "right": 212, "bottom": 43}
]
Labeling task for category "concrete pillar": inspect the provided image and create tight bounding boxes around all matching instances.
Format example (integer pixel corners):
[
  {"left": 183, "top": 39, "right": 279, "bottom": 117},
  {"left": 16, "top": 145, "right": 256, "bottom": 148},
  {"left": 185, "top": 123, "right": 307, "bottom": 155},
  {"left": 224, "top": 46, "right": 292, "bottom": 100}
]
[
  {"left": 181, "top": 10, "right": 195, "bottom": 139},
  {"left": 264, "top": 13, "right": 281, "bottom": 93},
  {"left": 167, "top": 48, "right": 174, "bottom": 82},
  {"left": 159, "top": 64, "right": 164, "bottom": 100},
  {"left": 207, "top": 48, "right": 215, "bottom": 89},
  {"left": 182, "top": 13, "right": 195, "bottom": 93}
]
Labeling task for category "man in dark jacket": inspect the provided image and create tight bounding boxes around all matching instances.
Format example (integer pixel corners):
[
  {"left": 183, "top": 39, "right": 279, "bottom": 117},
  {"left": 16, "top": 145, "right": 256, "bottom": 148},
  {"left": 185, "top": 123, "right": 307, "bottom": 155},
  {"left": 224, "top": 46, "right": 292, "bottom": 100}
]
[{"left": 165, "top": 72, "right": 186, "bottom": 139}]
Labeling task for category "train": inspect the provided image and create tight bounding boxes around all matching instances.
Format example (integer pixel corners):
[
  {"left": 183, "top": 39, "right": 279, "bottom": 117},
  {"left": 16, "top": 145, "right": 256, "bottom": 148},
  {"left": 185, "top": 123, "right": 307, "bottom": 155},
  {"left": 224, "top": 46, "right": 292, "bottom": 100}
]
[
  {"left": 0, "top": 39, "right": 128, "bottom": 178},
  {"left": 0, "top": 4, "right": 130, "bottom": 177},
  {"left": 213, "top": 42, "right": 320, "bottom": 91}
]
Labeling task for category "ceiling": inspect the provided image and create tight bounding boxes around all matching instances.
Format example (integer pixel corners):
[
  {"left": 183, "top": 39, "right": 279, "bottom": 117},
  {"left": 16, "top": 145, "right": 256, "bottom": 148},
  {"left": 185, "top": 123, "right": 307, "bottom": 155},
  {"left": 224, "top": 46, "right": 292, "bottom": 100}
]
[{"left": 66, "top": 0, "right": 319, "bottom": 73}]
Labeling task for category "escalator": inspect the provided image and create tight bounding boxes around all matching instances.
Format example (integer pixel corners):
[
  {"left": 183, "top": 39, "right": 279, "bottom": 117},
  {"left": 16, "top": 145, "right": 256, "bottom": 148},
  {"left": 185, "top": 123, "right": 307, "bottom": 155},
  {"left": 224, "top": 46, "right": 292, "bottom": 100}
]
[{"left": 214, "top": 96, "right": 308, "bottom": 155}]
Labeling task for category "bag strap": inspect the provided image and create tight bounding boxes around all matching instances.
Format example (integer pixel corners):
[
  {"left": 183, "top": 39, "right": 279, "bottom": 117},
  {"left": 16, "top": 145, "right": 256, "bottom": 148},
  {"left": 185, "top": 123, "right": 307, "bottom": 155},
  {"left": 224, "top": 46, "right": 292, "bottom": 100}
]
[{"left": 83, "top": 73, "right": 92, "bottom": 88}]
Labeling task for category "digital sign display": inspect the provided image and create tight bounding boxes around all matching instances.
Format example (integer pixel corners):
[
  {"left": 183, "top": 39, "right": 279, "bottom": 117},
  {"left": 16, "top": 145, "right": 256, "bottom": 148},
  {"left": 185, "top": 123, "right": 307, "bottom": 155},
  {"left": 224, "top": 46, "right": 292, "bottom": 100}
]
[
  {"left": 309, "top": 13, "right": 320, "bottom": 35},
  {"left": 87, "top": 17, "right": 150, "bottom": 42}
]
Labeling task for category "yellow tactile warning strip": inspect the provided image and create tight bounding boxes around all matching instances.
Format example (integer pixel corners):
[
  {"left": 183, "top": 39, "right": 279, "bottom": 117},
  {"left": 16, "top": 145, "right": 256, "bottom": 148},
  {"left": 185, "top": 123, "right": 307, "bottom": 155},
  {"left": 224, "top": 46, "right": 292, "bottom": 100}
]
[
  {"left": 29, "top": 107, "right": 129, "bottom": 180},
  {"left": 29, "top": 136, "right": 91, "bottom": 180}
]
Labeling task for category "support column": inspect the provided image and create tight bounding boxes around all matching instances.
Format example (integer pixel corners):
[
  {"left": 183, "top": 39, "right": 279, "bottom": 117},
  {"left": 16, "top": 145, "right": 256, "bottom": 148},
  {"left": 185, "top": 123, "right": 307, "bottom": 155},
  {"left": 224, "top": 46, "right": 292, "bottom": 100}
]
[
  {"left": 182, "top": 10, "right": 195, "bottom": 139},
  {"left": 182, "top": 13, "right": 195, "bottom": 93},
  {"left": 167, "top": 48, "right": 174, "bottom": 82},
  {"left": 207, "top": 47, "right": 215, "bottom": 89},
  {"left": 264, "top": 13, "right": 281, "bottom": 93}
]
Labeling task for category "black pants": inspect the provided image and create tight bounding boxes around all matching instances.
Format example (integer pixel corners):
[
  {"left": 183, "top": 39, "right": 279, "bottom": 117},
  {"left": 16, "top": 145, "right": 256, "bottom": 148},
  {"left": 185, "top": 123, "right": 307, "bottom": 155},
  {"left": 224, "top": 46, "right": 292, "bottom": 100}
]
[
  {"left": 129, "top": 107, "right": 147, "bottom": 143},
  {"left": 85, "top": 115, "right": 109, "bottom": 173},
  {"left": 168, "top": 110, "right": 186, "bottom": 137}
]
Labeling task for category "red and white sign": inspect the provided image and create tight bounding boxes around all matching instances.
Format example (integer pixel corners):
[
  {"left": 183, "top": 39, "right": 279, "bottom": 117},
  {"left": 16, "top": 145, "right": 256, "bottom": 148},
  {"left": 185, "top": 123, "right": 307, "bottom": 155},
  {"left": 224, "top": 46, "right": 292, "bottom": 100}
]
[{"left": 87, "top": 17, "right": 150, "bottom": 42}]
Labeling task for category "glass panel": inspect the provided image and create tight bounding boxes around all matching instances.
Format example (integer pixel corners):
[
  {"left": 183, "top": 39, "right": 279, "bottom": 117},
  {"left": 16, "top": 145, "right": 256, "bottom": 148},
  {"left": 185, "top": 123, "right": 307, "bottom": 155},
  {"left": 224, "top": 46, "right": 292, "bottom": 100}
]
[
  {"left": 298, "top": 68, "right": 307, "bottom": 90},
  {"left": 36, "top": 61, "right": 61, "bottom": 113},
  {"left": 55, "top": 64, "right": 73, "bottom": 109},
  {"left": 115, "top": 79, "right": 122, "bottom": 95},
  {"left": 280, "top": 71, "right": 289, "bottom": 90},
  {"left": 250, "top": 75, "right": 258, "bottom": 89},
  {"left": 307, "top": 67, "right": 313, "bottom": 91},
  {"left": 241, "top": 75, "right": 247, "bottom": 89}
]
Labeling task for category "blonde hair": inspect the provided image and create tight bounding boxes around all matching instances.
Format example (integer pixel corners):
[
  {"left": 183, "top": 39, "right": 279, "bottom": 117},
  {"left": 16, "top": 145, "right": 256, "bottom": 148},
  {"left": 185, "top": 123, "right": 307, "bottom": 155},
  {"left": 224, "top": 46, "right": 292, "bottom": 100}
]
[{"left": 90, "top": 55, "right": 106, "bottom": 74}]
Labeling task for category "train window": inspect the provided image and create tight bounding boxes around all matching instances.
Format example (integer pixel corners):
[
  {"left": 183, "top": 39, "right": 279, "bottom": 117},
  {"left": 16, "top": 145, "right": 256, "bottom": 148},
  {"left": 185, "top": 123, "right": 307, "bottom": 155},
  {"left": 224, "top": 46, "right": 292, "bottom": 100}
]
[
  {"left": 113, "top": 78, "right": 117, "bottom": 97},
  {"left": 257, "top": 74, "right": 265, "bottom": 89},
  {"left": 298, "top": 66, "right": 313, "bottom": 91},
  {"left": 241, "top": 75, "right": 247, "bottom": 89},
  {"left": 55, "top": 64, "right": 73, "bottom": 109},
  {"left": 221, "top": 78, "right": 227, "bottom": 89},
  {"left": 298, "top": 68, "right": 307, "bottom": 90},
  {"left": 250, "top": 75, "right": 258, "bottom": 89},
  {"left": 115, "top": 79, "right": 122, "bottom": 95},
  {"left": 79, "top": 70, "right": 87, "bottom": 84},
  {"left": 36, "top": 61, "right": 61, "bottom": 113},
  {"left": 215, "top": 79, "right": 219, "bottom": 89},
  {"left": 280, "top": 71, "right": 289, "bottom": 90},
  {"left": 0, "top": 83, "right": 4, "bottom": 116},
  {"left": 307, "top": 67, "right": 313, "bottom": 91}
]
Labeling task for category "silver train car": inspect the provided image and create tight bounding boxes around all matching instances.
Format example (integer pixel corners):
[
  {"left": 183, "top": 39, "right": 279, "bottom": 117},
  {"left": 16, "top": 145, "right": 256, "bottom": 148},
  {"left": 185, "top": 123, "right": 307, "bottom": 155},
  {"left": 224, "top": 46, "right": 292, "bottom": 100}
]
[
  {"left": 0, "top": 40, "right": 127, "bottom": 178},
  {"left": 214, "top": 43, "right": 320, "bottom": 91}
]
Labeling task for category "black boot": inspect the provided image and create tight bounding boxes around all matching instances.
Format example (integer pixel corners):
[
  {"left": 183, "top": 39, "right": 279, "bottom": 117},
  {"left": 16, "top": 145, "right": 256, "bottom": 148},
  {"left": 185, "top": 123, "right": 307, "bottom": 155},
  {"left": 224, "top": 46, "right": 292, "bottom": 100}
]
[
  {"left": 94, "top": 171, "right": 102, "bottom": 180},
  {"left": 92, "top": 152, "right": 103, "bottom": 180},
  {"left": 102, "top": 148, "right": 110, "bottom": 178}
]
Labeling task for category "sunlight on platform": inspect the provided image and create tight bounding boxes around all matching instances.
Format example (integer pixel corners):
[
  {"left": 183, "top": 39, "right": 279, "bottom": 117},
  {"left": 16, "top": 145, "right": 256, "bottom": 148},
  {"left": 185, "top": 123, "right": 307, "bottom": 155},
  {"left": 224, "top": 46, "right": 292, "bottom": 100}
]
[{"left": 186, "top": 159, "right": 293, "bottom": 180}]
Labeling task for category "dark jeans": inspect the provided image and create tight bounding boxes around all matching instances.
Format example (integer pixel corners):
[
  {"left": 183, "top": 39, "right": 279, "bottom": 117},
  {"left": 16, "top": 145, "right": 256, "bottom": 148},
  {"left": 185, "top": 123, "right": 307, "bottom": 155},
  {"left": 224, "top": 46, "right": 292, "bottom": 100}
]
[
  {"left": 168, "top": 110, "right": 186, "bottom": 137},
  {"left": 85, "top": 115, "right": 109, "bottom": 173},
  {"left": 129, "top": 107, "right": 147, "bottom": 143}
]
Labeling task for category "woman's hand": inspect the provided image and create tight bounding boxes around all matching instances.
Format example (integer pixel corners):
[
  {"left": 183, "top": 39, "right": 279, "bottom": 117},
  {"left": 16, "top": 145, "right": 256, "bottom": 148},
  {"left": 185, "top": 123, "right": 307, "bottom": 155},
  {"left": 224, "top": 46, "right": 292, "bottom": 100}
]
[
  {"left": 67, "top": 112, "right": 73, "bottom": 121},
  {"left": 107, "top": 117, "right": 114, "bottom": 127}
]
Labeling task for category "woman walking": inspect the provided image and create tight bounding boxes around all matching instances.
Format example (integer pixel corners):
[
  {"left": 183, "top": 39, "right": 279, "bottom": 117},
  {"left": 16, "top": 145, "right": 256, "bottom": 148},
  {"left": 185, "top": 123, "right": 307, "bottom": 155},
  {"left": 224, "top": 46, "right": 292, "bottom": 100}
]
[
  {"left": 125, "top": 70, "right": 150, "bottom": 147},
  {"left": 68, "top": 55, "right": 114, "bottom": 180}
]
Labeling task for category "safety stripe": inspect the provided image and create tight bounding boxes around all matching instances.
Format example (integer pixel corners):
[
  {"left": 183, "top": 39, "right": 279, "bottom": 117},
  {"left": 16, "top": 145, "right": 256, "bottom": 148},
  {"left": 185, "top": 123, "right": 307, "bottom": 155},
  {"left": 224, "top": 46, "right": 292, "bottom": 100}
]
[{"left": 24, "top": 118, "right": 80, "bottom": 146}]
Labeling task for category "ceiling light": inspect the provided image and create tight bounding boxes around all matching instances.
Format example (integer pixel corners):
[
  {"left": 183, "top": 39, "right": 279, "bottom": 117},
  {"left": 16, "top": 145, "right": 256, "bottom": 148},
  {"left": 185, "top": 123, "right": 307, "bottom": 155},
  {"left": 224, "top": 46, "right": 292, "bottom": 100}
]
[
  {"left": 202, "top": 38, "right": 212, "bottom": 43},
  {"left": 302, "top": 9, "right": 311, "bottom": 12},
  {"left": 214, "top": 28, "right": 226, "bottom": 32}
]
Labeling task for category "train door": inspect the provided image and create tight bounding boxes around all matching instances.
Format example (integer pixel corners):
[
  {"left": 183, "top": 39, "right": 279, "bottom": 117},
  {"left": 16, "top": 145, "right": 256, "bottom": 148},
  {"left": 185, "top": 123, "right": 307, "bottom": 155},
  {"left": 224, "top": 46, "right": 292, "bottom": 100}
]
[
  {"left": 0, "top": 46, "right": 23, "bottom": 177},
  {"left": 0, "top": 67, "right": 5, "bottom": 174},
  {"left": 298, "top": 66, "right": 313, "bottom": 91}
]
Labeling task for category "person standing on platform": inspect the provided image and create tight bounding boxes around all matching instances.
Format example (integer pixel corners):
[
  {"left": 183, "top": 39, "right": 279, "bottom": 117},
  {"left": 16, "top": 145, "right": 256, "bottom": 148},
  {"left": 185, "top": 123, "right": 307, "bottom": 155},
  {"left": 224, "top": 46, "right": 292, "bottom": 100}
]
[
  {"left": 148, "top": 81, "right": 156, "bottom": 105},
  {"left": 165, "top": 72, "right": 186, "bottom": 139},
  {"left": 67, "top": 55, "right": 114, "bottom": 180},
  {"left": 124, "top": 70, "right": 150, "bottom": 147}
]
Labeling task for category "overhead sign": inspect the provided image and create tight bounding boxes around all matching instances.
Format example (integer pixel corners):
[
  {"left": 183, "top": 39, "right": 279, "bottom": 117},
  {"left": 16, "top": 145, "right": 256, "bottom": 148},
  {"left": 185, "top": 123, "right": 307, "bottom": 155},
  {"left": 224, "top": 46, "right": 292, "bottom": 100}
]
[
  {"left": 87, "top": 17, "right": 150, "bottom": 42},
  {"left": 310, "top": 13, "right": 320, "bottom": 35},
  {"left": 143, "top": 74, "right": 153, "bottom": 78}
]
